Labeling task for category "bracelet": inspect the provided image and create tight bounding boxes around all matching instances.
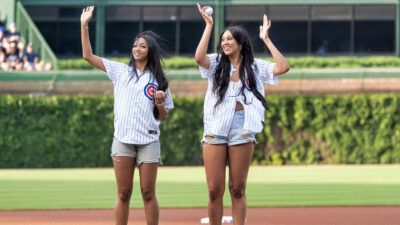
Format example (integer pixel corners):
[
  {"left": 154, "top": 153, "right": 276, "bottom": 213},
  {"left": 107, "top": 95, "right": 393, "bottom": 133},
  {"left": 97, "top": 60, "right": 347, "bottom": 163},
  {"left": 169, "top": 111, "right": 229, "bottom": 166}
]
[
  {"left": 156, "top": 102, "right": 164, "bottom": 106},
  {"left": 81, "top": 25, "right": 89, "bottom": 29}
]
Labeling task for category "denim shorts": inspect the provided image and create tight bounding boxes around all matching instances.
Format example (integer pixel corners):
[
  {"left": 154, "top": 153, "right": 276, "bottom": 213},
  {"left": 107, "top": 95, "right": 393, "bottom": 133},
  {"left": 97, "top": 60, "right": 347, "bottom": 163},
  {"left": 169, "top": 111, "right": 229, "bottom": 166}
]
[
  {"left": 111, "top": 138, "right": 162, "bottom": 166},
  {"left": 201, "top": 110, "right": 257, "bottom": 146}
]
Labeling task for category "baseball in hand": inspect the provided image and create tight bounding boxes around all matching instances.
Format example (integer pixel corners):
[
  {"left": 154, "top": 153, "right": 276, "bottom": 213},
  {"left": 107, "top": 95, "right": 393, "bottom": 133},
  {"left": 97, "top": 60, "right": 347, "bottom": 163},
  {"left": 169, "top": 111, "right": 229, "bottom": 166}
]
[{"left": 205, "top": 7, "right": 213, "bottom": 16}]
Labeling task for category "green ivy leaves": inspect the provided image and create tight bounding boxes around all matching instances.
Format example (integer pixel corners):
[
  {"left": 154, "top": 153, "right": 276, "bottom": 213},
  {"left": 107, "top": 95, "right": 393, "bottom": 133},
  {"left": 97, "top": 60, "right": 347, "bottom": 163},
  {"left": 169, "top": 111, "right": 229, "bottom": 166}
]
[{"left": 0, "top": 94, "right": 399, "bottom": 168}]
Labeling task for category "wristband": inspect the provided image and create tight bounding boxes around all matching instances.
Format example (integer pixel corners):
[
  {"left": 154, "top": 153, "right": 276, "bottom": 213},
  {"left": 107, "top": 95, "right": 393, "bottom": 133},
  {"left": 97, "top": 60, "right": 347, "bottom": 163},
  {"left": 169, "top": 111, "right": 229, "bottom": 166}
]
[{"left": 81, "top": 25, "right": 89, "bottom": 29}]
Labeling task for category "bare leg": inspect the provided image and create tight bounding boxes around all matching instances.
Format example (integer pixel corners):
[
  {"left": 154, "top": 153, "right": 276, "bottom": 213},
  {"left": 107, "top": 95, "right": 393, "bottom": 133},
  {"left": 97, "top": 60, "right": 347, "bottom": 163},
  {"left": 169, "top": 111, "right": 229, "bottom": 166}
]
[
  {"left": 113, "top": 156, "right": 136, "bottom": 225},
  {"left": 203, "top": 139, "right": 228, "bottom": 225},
  {"left": 228, "top": 142, "right": 254, "bottom": 225},
  {"left": 139, "top": 163, "right": 159, "bottom": 225}
]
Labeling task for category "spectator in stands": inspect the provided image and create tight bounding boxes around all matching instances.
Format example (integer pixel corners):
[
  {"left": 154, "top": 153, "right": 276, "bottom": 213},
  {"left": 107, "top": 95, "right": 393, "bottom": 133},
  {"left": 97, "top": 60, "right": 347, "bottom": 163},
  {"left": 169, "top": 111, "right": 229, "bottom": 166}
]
[
  {"left": 23, "top": 43, "right": 38, "bottom": 71},
  {"left": 4, "top": 41, "right": 22, "bottom": 71},
  {"left": 6, "top": 23, "right": 20, "bottom": 43},
  {"left": 0, "top": 23, "right": 53, "bottom": 71}
]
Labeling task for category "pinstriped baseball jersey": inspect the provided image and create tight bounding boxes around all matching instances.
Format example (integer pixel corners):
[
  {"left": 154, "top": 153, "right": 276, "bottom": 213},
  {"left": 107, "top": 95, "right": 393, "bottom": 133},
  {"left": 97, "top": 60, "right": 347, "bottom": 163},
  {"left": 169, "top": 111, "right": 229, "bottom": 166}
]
[
  {"left": 102, "top": 58, "right": 174, "bottom": 145},
  {"left": 199, "top": 53, "right": 277, "bottom": 136}
]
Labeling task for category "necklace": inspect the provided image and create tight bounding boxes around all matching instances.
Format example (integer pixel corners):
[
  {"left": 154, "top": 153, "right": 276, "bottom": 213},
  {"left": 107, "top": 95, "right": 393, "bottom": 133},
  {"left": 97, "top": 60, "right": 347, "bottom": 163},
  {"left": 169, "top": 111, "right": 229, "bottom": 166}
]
[{"left": 232, "top": 57, "right": 242, "bottom": 72}]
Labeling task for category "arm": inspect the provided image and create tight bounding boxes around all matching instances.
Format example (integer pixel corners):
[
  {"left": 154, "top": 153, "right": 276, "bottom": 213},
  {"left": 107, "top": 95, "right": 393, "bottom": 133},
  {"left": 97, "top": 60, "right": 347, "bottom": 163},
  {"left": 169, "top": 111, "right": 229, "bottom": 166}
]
[
  {"left": 194, "top": 3, "right": 213, "bottom": 69},
  {"left": 155, "top": 91, "right": 168, "bottom": 121},
  {"left": 80, "top": 6, "right": 105, "bottom": 72},
  {"left": 259, "top": 14, "right": 290, "bottom": 76}
]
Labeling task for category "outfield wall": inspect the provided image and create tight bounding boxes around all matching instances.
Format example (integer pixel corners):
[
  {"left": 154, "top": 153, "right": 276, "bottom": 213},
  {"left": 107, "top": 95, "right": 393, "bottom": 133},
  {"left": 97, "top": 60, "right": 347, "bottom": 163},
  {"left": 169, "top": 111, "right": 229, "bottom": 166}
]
[{"left": 1, "top": 69, "right": 400, "bottom": 95}]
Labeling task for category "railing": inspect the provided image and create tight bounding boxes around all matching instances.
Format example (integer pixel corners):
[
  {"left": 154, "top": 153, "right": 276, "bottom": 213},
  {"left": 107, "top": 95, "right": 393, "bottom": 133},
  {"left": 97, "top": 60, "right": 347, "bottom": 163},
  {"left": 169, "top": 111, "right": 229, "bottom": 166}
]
[{"left": 15, "top": 1, "right": 58, "bottom": 69}]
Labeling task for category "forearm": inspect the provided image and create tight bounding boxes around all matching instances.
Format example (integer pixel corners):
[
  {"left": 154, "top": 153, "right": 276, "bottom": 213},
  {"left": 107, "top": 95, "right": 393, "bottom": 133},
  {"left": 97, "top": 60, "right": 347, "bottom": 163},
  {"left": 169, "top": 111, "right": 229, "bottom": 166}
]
[
  {"left": 81, "top": 25, "right": 93, "bottom": 59},
  {"left": 263, "top": 38, "right": 289, "bottom": 75},
  {"left": 80, "top": 24, "right": 105, "bottom": 71},
  {"left": 195, "top": 24, "right": 213, "bottom": 65},
  {"left": 156, "top": 104, "right": 168, "bottom": 121}
]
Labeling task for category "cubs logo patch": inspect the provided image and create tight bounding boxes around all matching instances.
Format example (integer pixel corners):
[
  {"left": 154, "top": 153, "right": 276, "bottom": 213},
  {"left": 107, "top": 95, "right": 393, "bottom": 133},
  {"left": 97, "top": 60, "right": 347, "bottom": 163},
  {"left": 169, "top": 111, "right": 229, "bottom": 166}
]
[
  {"left": 144, "top": 83, "right": 159, "bottom": 100},
  {"left": 245, "top": 77, "right": 252, "bottom": 91}
]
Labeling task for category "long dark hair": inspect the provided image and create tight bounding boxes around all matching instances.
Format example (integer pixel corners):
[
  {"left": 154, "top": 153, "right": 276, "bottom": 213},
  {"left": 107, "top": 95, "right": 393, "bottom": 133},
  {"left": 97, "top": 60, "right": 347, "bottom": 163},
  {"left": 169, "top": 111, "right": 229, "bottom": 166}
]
[
  {"left": 128, "top": 31, "right": 169, "bottom": 119},
  {"left": 213, "top": 26, "right": 269, "bottom": 110}
]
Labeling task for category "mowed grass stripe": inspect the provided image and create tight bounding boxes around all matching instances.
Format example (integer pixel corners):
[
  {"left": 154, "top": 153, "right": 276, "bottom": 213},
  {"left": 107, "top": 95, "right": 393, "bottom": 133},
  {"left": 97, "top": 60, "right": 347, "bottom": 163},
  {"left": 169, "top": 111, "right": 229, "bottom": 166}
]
[
  {"left": 2, "top": 166, "right": 399, "bottom": 184},
  {"left": 0, "top": 166, "right": 399, "bottom": 209}
]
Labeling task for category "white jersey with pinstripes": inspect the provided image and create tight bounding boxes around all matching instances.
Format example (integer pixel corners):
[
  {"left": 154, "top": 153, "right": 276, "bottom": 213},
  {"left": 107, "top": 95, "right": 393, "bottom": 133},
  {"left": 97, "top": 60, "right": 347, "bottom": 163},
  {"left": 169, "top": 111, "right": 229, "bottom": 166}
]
[
  {"left": 199, "top": 53, "right": 277, "bottom": 137},
  {"left": 102, "top": 58, "right": 174, "bottom": 145}
]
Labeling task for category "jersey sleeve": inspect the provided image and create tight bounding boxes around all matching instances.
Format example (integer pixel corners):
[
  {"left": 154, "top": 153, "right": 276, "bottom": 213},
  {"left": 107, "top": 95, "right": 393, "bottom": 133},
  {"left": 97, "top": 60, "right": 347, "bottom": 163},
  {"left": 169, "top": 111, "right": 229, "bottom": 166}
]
[
  {"left": 199, "top": 53, "right": 219, "bottom": 79},
  {"left": 102, "top": 58, "right": 128, "bottom": 83},
  {"left": 255, "top": 58, "right": 278, "bottom": 85}
]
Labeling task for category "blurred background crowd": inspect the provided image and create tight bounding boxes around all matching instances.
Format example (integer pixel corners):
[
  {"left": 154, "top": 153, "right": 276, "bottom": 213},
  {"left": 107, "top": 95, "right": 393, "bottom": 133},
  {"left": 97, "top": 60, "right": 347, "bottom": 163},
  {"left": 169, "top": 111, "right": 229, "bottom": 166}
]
[{"left": 0, "top": 22, "right": 51, "bottom": 71}]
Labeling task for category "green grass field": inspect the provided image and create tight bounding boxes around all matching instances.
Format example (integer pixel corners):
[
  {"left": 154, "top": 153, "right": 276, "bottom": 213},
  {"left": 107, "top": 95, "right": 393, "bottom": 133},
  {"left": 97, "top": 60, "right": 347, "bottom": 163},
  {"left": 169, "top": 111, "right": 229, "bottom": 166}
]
[{"left": 0, "top": 165, "right": 399, "bottom": 210}]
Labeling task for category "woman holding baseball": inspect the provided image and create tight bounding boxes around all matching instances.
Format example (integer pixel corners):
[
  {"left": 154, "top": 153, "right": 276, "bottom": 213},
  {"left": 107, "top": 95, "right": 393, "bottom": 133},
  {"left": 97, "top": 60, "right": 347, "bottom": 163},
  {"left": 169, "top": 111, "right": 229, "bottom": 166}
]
[
  {"left": 195, "top": 3, "right": 289, "bottom": 225},
  {"left": 81, "top": 6, "right": 173, "bottom": 225}
]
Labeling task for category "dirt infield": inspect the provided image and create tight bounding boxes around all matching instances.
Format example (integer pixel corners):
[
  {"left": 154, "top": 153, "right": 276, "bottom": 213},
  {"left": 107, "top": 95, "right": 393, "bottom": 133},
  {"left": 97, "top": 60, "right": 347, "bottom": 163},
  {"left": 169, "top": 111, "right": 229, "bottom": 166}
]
[{"left": 1, "top": 207, "right": 399, "bottom": 225}]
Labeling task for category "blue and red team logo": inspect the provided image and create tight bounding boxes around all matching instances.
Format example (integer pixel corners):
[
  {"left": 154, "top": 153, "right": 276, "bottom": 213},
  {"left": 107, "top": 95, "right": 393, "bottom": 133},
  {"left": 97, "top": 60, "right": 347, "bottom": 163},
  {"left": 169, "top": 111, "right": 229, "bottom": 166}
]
[
  {"left": 144, "top": 83, "right": 159, "bottom": 100},
  {"left": 245, "top": 77, "right": 252, "bottom": 91}
]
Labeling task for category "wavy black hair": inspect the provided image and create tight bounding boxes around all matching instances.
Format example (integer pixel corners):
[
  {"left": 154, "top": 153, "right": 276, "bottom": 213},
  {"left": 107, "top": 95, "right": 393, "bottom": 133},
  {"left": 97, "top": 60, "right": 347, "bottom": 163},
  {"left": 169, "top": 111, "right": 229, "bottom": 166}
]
[
  {"left": 128, "top": 31, "right": 169, "bottom": 119},
  {"left": 213, "top": 26, "right": 269, "bottom": 110}
]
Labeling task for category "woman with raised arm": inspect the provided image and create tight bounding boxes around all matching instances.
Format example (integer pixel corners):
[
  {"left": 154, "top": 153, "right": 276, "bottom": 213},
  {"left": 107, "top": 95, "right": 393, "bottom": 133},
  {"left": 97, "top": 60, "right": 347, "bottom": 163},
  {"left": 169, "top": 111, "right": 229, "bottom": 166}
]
[
  {"left": 195, "top": 3, "right": 289, "bottom": 225},
  {"left": 81, "top": 6, "right": 173, "bottom": 225}
]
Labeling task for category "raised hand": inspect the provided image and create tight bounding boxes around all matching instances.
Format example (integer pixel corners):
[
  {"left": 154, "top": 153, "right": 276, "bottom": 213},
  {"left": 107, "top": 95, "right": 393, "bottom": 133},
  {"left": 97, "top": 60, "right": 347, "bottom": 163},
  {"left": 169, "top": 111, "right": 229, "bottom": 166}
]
[
  {"left": 155, "top": 91, "right": 167, "bottom": 105},
  {"left": 81, "top": 6, "right": 94, "bottom": 26},
  {"left": 197, "top": 3, "right": 213, "bottom": 26},
  {"left": 259, "top": 14, "right": 271, "bottom": 41}
]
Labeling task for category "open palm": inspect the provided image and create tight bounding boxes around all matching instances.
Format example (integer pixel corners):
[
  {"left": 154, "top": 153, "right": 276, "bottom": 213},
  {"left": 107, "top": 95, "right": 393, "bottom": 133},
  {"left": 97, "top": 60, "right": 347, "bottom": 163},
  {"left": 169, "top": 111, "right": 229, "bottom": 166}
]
[
  {"left": 81, "top": 6, "right": 94, "bottom": 25},
  {"left": 259, "top": 14, "right": 271, "bottom": 41}
]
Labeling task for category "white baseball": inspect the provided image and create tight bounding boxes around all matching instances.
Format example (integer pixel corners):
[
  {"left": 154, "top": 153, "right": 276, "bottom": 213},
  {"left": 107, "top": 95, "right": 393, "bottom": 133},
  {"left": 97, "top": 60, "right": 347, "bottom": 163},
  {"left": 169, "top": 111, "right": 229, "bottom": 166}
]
[{"left": 205, "top": 7, "right": 213, "bottom": 16}]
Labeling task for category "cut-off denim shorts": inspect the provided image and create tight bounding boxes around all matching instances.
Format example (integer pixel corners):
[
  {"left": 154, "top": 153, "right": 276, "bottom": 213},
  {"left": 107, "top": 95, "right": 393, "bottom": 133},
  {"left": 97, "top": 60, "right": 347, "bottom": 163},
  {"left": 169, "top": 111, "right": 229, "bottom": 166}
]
[
  {"left": 201, "top": 110, "right": 257, "bottom": 146},
  {"left": 111, "top": 137, "right": 162, "bottom": 166}
]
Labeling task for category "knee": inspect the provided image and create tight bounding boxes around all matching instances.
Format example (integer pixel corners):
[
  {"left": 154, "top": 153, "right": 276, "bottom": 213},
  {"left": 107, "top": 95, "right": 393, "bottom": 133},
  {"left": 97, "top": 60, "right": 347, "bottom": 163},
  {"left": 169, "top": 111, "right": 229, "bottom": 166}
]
[
  {"left": 118, "top": 188, "right": 132, "bottom": 202},
  {"left": 141, "top": 188, "right": 155, "bottom": 203},
  {"left": 208, "top": 186, "right": 224, "bottom": 202},
  {"left": 229, "top": 184, "right": 245, "bottom": 199}
]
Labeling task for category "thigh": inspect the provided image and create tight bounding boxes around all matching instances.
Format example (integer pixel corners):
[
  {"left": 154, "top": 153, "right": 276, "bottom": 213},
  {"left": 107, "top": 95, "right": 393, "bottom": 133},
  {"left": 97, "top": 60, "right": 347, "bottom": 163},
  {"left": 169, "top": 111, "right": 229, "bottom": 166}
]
[
  {"left": 228, "top": 142, "right": 254, "bottom": 186},
  {"left": 203, "top": 142, "right": 228, "bottom": 187},
  {"left": 136, "top": 141, "right": 160, "bottom": 190},
  {"left": 111, "top": 138, "right": 137, "bottom": 191},
  {"left": 113, "top": 156, "right": 136, "bottom": 192},
  {"left": 138, "top": 163, "right": 158, "bottom": 192}
]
